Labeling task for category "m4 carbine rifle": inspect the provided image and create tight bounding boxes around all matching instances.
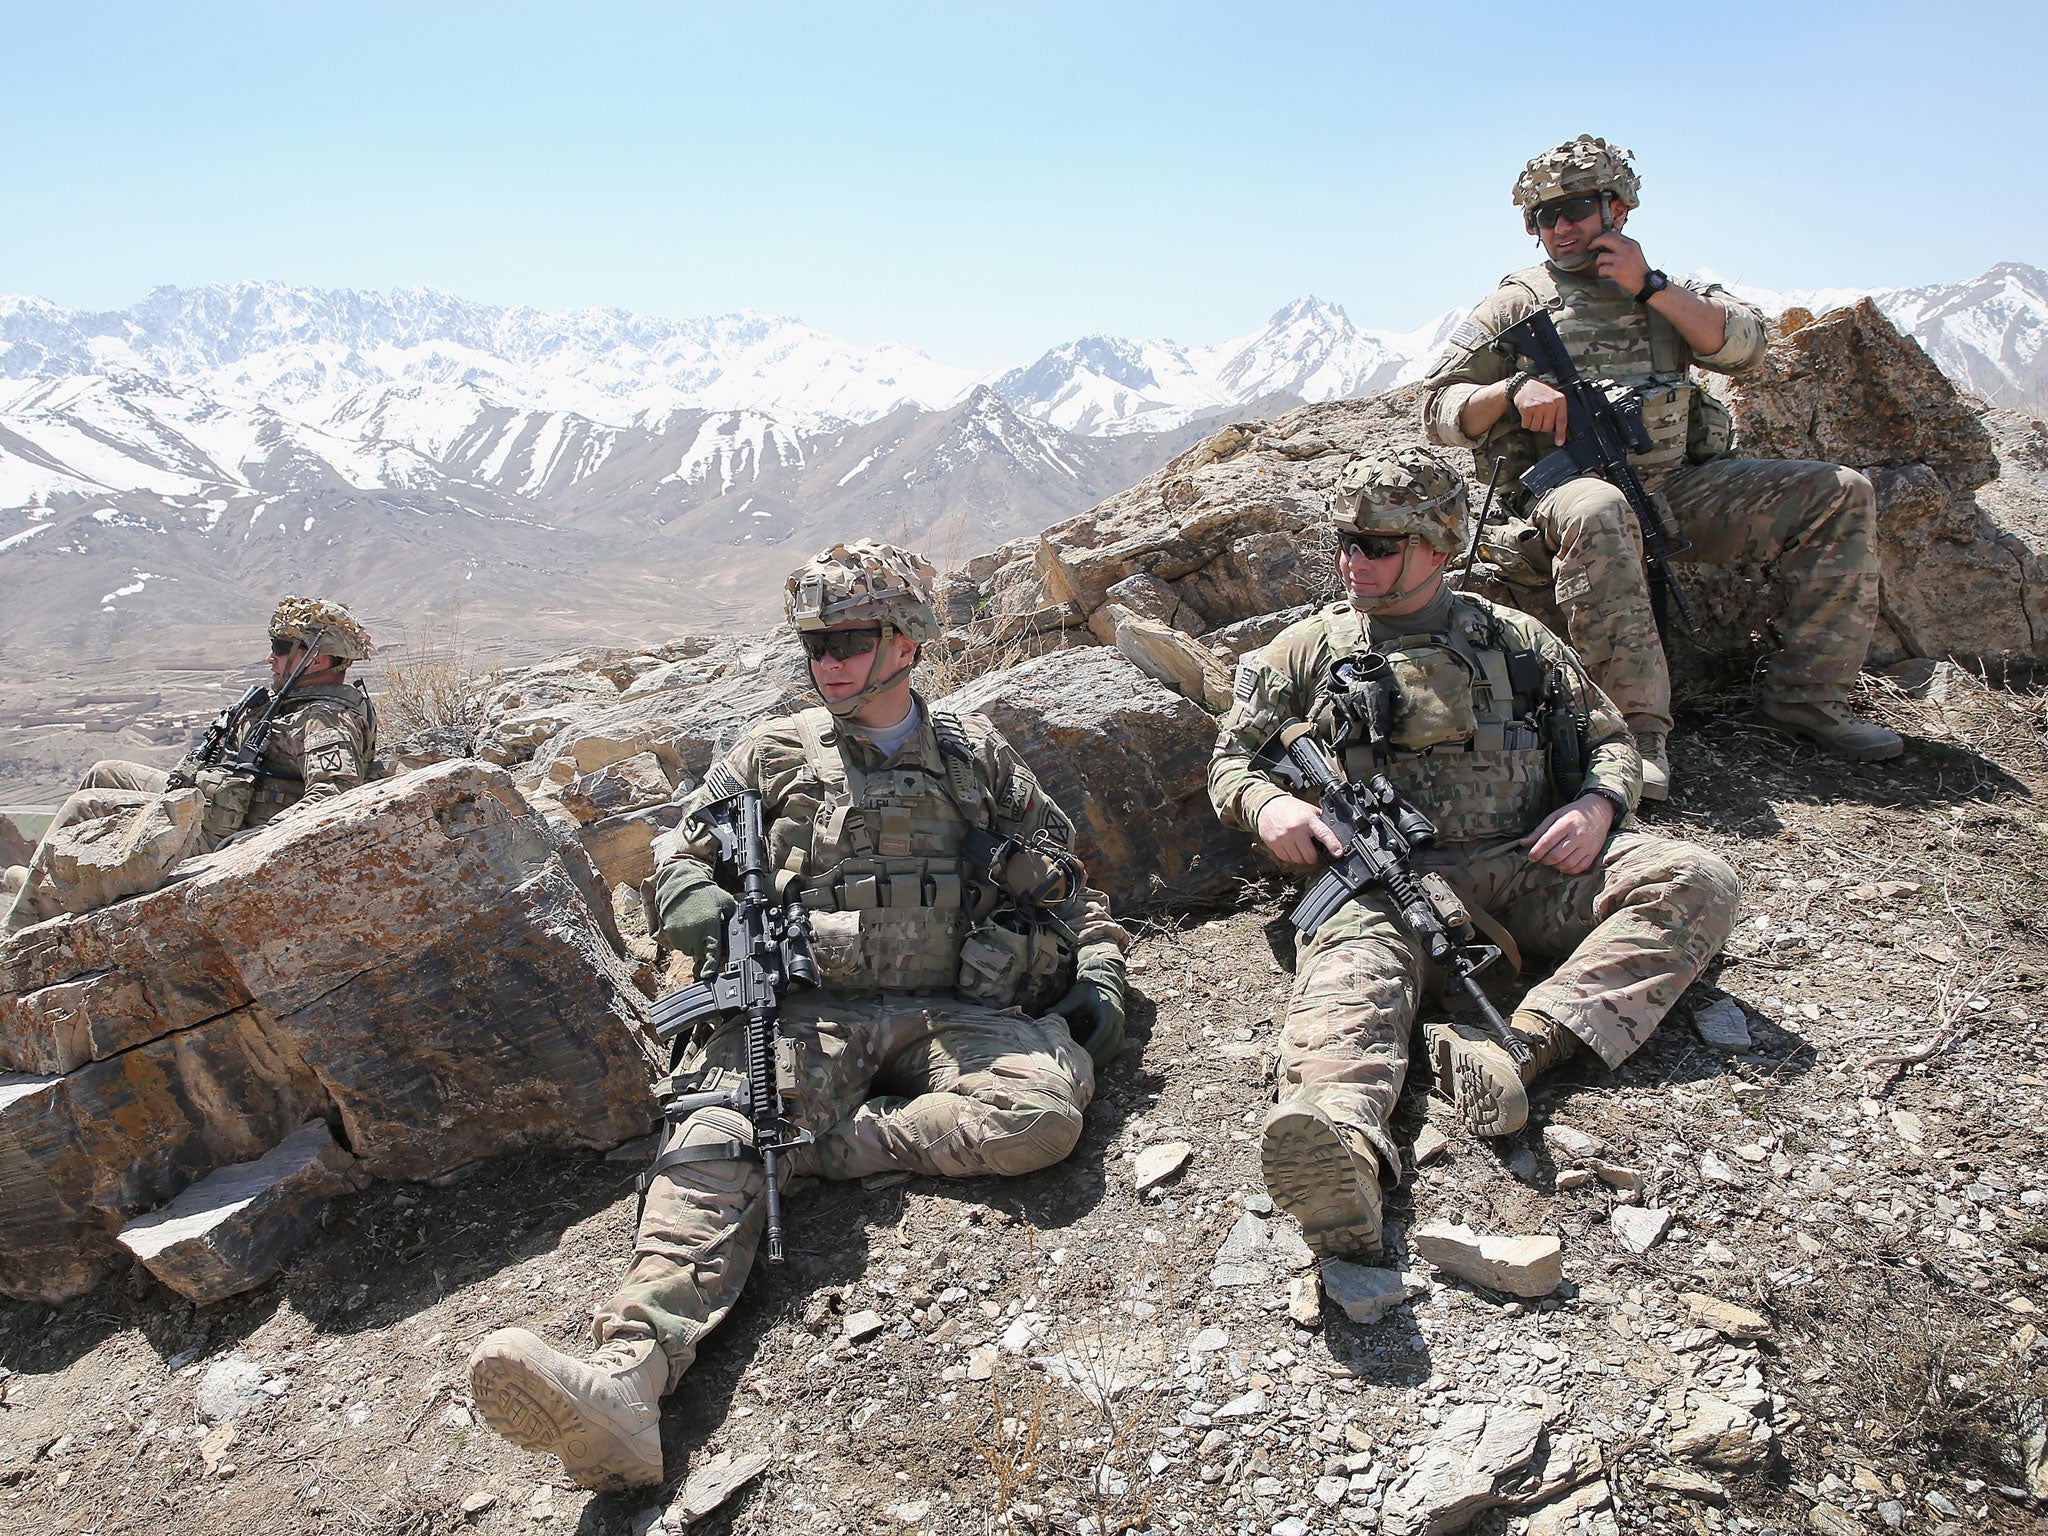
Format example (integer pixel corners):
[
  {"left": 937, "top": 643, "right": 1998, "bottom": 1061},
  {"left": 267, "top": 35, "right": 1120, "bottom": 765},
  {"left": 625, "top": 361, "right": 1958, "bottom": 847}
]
[
  {"left": 165, "top": 684, "right": 269, "bottom": 790},
  {"left": 1256, "top": 717, "right": 1530, "bottom": 1067},
  {"left": 646, "top": 789, "right": 821, "bottom": 1264},
  {"left": 1495, "top": 307, "right": 1698, "bottom": 633}
]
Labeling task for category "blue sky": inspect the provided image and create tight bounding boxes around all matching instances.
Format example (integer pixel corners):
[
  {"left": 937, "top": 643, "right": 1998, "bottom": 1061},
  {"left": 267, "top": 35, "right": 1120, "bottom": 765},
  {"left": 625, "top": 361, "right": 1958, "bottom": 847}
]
[{"left": 4, "top": 0, "right": 2039, "bottom": 369}]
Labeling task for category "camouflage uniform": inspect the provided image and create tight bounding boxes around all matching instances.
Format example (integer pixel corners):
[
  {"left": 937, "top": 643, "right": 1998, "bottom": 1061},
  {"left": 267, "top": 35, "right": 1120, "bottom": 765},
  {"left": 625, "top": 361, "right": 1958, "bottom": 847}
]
[
  {"left": 2, "top": 605, "right": 375, "bottom": 932},
  {"left": 598, "top": 697, "right": 1125, "bottom": 1385},
  {"left": 1420, "top": 241, "right": 1879, "bottom": 739},
  {"left": 1210, "top": 589, "right": 1739, "bottom": 1191}
]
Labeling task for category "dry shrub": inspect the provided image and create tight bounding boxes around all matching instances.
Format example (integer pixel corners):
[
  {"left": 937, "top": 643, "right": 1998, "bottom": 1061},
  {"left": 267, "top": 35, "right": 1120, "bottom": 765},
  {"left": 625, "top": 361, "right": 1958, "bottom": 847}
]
[
  {"left": 372, "top": 624, "right": 488, "bottom": 741},
  {"left": 924, "top": 603, "right": 1056, "bottom": 702}
]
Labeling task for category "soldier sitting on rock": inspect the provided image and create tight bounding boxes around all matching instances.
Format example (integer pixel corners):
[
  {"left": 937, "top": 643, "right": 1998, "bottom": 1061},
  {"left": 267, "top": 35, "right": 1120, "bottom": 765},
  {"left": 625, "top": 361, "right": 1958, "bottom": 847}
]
[
  {"left": 1208, "top": 447, "right": 1740, "bottom": 1259},
  {"left": 1420, "top": 133, "right": 1900, "bottom": 801},
  {"left": 2, "top": 596, "right": 378, "bottom": 932},
  {"left": 469, "top": 538, "right": 1131, "bottom": 1492}
]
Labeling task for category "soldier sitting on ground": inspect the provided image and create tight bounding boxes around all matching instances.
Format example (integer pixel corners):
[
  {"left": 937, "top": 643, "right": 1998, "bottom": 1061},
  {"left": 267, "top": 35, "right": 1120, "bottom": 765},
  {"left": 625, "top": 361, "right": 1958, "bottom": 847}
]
[
  {"left": 468, "top": 539, "right": 1131, "bottom": 1492},
  {"left": 1420, "top": 133, "right": 1900, "bottom": 802},
  {"left": 1209, "top": 447, "right": 1740, "bottom": 1259},
  {"left": 2, "top": 596, "right": 377, "bottom": 932}
]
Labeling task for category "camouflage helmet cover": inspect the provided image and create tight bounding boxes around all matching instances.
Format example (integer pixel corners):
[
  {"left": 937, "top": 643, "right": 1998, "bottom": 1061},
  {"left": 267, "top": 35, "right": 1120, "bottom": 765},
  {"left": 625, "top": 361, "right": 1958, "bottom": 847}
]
[
  {"left": 1513, "top": 135, "right": 1641, "bottom": 233},
  {"left": 268, "top": 595, "right": 372, "bottom": 660},
  {"left": 1329, "top": 446, "right": 1470, "bottom": 556},
  {"left": 784, "top": 539, "right": 940, "bottom": 644}
]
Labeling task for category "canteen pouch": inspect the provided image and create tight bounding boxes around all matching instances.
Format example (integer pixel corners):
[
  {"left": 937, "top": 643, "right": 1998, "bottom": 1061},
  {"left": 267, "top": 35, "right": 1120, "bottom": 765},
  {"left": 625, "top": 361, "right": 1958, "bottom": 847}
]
[{"left": 195, "top": 766, "right": 257, "bottom": 841}]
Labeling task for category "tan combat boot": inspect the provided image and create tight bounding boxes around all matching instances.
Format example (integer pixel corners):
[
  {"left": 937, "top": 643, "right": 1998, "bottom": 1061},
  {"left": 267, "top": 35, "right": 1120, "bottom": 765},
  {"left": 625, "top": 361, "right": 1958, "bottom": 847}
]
[
  {"left": 1426, "top": 1011, "right": 1577, "bottom": 1138},
  {"left": 1259, "top": 1101, "right": 1382, "bottom": 1259},
  {"left": 1757, "top": 700, "right": 1903, "bottom": 762},
  {"left": 468, "top": 1326, "right": 666, "bottom": 1491},
  {"left": 1632, "top": 728, "right": 1670, "bottom": 803}
]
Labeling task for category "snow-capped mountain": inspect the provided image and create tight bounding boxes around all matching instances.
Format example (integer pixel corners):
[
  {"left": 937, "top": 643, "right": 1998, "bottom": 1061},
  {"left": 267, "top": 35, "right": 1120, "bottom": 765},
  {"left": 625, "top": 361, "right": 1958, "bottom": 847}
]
[
  {"left": 1708, "top": 261, "right": 2048, "bottom": 411},
  {"left": 0, "top": 283, "right": 982, "bottom": 429},
  {"left": 990, "top": 298, "right": 1467, "bottom": 436}
]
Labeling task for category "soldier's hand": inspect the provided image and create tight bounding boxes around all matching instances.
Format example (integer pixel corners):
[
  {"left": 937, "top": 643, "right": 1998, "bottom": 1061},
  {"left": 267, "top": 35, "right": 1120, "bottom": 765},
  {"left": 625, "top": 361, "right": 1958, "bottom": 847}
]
[
  {"left": 1519, "top": 794, "right": 1617, "bottom": 875},
  {"left": 1591, "top": 231, "right": 1650, "bottom": 298},
  {"left": 1255, "top": 795, "right": 1344, "bottom": 866},
  {"left": 654, "top": 862, "right": 737, "bottom": 978},
  {"left": 1512, "top": 377, "right": 1569, "bottom": 446},
  {"left": 1054, "top": 944, "right": 1128, "bottom": 1066}
]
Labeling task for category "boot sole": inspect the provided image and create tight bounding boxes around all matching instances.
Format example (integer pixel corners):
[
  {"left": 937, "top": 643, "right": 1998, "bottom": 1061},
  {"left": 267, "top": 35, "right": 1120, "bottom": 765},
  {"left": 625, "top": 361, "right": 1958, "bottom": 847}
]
[
  {"left": 1428, "top": 1024, "right": 1529, "bottom": 1139},
  {"left": 1260, "top": 1104, "right": 1382, "bottom": 1259},
  {"left": 469, "top": 1345, "right": 663, "bottom": 1493}
]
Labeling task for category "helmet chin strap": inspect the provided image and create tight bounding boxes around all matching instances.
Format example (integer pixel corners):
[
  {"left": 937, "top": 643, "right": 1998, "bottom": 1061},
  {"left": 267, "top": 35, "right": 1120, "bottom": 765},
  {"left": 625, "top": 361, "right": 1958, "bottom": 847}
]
[
  {"left": 814, "top": 628, "right": 920, "bottom": 719},
  {"left": 1349, "top": 539, "right": 1442, "bottom": 615}
]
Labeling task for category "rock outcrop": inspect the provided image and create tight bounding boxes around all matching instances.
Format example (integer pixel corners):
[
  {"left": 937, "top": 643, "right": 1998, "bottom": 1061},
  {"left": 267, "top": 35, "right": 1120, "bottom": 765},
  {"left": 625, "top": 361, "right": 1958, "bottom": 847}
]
[
  {"left": 944, "top": 647, "right": 1258, "bottom": 909},
  {"left": 1714, "top": 299, "right": 2045, "bottom": 669},
  {"left": 0, "top": 762, "right": 657, "bottom": 1302}
]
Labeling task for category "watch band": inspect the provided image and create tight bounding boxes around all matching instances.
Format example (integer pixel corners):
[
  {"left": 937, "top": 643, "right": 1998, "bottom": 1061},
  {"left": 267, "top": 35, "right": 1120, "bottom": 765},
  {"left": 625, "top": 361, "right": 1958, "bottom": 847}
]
[{"left": 1634, "top": 269, "right": 1670, "bottom": 304}]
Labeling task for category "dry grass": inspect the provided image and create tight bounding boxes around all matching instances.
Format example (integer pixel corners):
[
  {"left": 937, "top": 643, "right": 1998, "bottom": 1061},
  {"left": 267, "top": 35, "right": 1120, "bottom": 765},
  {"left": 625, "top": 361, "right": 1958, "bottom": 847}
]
[{"left": 371, "top": 622, "right": 489, "bottom": 742}]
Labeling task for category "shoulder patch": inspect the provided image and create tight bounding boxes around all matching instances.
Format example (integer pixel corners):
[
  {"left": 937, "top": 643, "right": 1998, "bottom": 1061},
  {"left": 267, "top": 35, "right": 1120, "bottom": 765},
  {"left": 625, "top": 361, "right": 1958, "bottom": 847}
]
[
  {"left": 700, "top": 758, "right": 746, "bottom": 801},
  {"left": 1445, "top": 318, "right": 1486, "bottom": 354},
  {"left": 998, "top": 770, "right": 1038, "bottom": 822},
  {"left": 1234, "top": 660, "right": 1260, "bottom": 703}
]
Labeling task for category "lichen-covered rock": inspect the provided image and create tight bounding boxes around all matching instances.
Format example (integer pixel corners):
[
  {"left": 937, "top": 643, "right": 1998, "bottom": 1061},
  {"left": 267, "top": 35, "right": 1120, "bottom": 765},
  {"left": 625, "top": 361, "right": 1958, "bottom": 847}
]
[
  {"left": 943, "top": 647, "right": 1257, "bottom": 910},
  {"left": 0, "top": 762, "right": 657, "bottom": 1301}
]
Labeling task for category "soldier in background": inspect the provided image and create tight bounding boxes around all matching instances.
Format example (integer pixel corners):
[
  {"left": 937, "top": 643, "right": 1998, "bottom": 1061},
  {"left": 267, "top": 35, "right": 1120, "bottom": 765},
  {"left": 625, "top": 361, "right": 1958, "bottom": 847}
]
[
  {"left": 2, "top": 596, "right": 376, "bottom": 931},
  {"left": 468, "top": 539, "right": 1130, "bottom": 1492},
  {"left": 1420, "top": 135, "right": 1900, "bottom": 800},
  {"left": 1210, "top": 448, "right": 1739, "bottom": 1259}
]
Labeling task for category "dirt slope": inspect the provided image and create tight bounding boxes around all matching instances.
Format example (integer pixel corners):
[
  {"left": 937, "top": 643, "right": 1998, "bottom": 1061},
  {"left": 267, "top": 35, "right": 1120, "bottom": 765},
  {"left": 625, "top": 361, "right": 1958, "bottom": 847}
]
[{"left": 2, "top": 673, "right": 2044, "bottom": 1536}]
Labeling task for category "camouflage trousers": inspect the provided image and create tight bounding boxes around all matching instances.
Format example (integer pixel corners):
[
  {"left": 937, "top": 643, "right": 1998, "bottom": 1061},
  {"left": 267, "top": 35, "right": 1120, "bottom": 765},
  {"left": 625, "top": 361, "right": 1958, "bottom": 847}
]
[
  {"left": 1533, "top": 458, "right": 1879, "bottom": 733},
  {"left": 596, "top": 993, "right": 1093, "bottom": 1391},
  {"left": 2, "top": 760, "right": 175, "bottom": 931},
  {"left": 1276, "top": 830, "right": 1739, "bottom": 1167}
]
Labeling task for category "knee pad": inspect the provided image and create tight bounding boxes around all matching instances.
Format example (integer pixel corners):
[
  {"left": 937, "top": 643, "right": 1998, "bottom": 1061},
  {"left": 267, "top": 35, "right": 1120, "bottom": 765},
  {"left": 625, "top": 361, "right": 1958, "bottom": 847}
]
[{"left": 979, "top": 1099, "right": 1084, "bottom": 1176}]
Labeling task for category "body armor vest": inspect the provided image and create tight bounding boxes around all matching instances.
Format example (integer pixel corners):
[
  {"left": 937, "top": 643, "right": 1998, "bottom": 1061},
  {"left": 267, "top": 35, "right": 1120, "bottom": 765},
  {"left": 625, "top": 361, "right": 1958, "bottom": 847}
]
[
  {"left": 243, "top": 683, "right": 377, "bottom": 825},
  {"left": 784, "top": 706, "right": 980, "bottom": 995},
  {"left": 1492, "top": 263, "right": 1693, "bottom": 482},
  {"left": 1318, "top": 600, "right": 1554, "bottom": 848}
]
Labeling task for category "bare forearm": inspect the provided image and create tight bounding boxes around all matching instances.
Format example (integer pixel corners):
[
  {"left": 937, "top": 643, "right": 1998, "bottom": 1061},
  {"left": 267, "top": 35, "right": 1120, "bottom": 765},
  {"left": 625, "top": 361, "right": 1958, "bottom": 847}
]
[
  {"left": 1455, "top": 378, "right": 1516, "bottom": 440},
  {"left": 1647, "top": 284, "right": 1727, "bottom": 354}
]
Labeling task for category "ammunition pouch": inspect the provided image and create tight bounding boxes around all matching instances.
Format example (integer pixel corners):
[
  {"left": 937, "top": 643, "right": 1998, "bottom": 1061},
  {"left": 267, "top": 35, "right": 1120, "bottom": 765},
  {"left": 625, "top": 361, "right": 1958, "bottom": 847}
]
[
  {"left": 194, "top": 766, "right": 257, "bottom": 841},
  {"left": 1381, "top": 642, "right": 1479, "bottom": 752},
  {"left": 1686, "top": 389, "right": 1735, "bottom": 463},
  {"left": 1473, "top": 516, "right": 1554, "bottom": 592}
]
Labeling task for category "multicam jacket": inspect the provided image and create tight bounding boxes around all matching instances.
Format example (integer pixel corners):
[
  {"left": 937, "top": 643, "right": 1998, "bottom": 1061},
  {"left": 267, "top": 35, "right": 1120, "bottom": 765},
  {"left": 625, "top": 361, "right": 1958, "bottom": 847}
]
[
  {"left": 1209, "top": 593, "right": 1640, "bottom": 850},
  {"left": 174, "top": 682, "right": 377, "bottom": 829},
  {"left": 1420, "top": 261, "right": 1768, "bottom": 488},
  {"left": 661, "top": 695, "right": 1128, "bottom": 1002}
]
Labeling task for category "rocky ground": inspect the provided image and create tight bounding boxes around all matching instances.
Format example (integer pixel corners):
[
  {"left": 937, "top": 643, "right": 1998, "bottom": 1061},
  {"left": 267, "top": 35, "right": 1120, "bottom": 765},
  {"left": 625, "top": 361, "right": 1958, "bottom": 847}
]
[{"left": 2, "top": 663, "right": 2043, "bottom": 1536}]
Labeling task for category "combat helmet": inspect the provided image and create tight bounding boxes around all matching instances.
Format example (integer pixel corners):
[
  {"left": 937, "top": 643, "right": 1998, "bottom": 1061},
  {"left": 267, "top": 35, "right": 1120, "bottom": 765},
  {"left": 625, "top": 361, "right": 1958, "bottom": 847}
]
[
  {"left": 785, "top": 540, "right": 940, "bottom": 643},
  {"left": 1512, "top": 135, "right": 1641, "bottom": 233},
  {"left": 1329, "top": 446, "right": 1470, "bottom": 556},
  {"left": 269, "top": 595, "right": 373, "bottom": 661}
]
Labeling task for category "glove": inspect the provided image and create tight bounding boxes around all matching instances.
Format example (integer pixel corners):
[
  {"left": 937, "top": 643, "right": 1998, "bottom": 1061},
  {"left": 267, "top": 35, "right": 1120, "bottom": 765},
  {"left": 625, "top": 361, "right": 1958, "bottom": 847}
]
[
  {"left": 1054, "top": 943, "right": 1127, "bottom": 1067},
  {"left": 653, "top": 860, "right": 736, "bottom": 978}
]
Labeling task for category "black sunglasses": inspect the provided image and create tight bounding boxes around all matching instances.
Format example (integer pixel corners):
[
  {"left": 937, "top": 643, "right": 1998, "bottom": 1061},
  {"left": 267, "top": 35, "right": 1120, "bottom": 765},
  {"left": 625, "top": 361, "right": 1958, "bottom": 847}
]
[
  {"left": 1337, "top": 532, "right": 1409, "bottom": 561},
  {"left": 269, "top": 637, "right": 299, "bottom": 656},
  {"left": 799, "top": 626, "right": 883, "bottom": 661},
  {"left": 1534, "top": 194, "right": 1603, "bottom": 230}
]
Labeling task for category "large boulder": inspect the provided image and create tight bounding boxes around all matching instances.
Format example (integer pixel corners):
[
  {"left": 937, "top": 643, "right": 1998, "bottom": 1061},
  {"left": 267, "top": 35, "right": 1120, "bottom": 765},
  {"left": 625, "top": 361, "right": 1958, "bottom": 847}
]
[
  {"left": 944, "top": 647, "right": 1257, "bottom": 911},
  {"left": 0, "top": 761, "right": 657, "bottom": 1301},
  {"left": 1710, "top": 300, "right": 2046, "bottom": 669}
]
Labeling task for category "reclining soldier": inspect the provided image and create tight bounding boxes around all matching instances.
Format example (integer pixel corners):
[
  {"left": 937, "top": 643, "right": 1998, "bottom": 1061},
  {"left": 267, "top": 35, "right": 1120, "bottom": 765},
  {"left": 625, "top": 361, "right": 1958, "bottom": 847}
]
[
  {"left": 3, "top": 596, "right": 377, "bottom": 932},
  {"left": 469, "top": 539, "right": 1131, "bottom": 1491},
  {"left": 1209, "top": 447, "right": 1740, "bottom": 1258},
  {"left": 1421, "top": 134, "right": 1899, "bottom": 800}
]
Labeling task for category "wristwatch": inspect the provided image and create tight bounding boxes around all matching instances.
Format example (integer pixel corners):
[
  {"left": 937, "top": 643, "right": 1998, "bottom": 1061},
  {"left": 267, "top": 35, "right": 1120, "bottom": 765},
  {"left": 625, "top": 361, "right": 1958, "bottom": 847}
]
[{"left": 1634, "top": 269, "right": 1670, "bottom": 304}]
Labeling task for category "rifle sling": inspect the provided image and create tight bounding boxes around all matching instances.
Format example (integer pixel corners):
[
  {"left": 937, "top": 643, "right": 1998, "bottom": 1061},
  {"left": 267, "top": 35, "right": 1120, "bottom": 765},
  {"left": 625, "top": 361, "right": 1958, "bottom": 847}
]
[{"left": 1431, "top": 867, "right": 1523, "bottom": 977}]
